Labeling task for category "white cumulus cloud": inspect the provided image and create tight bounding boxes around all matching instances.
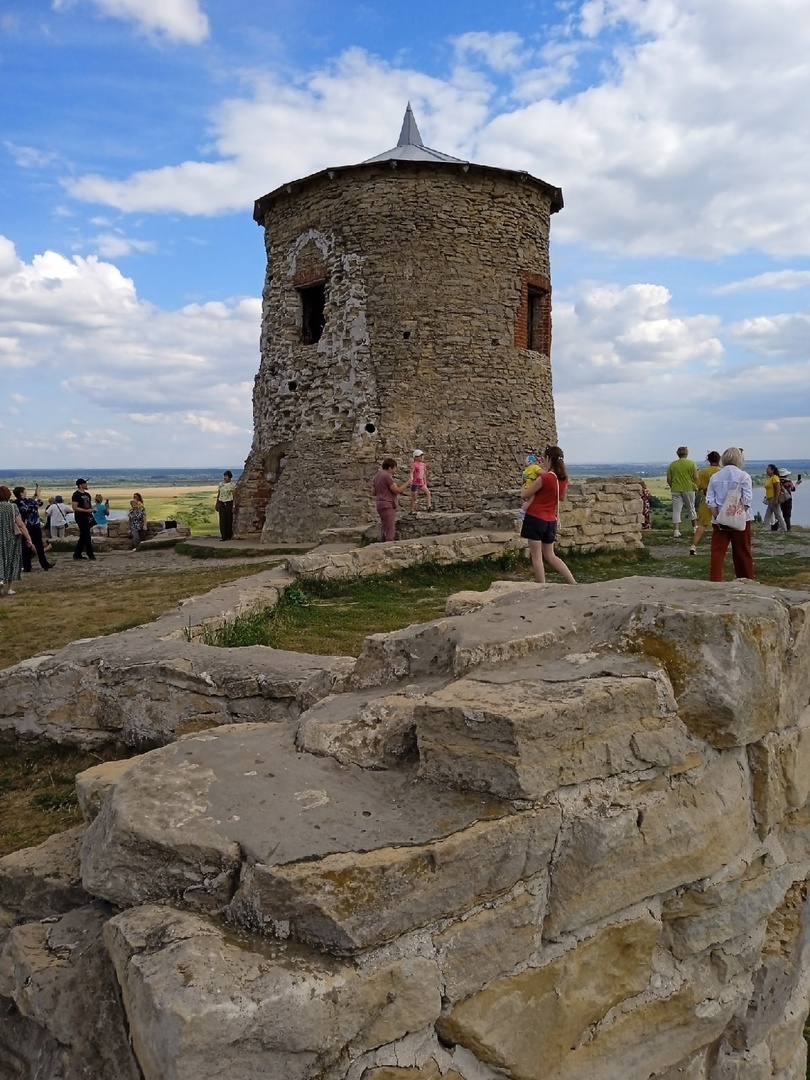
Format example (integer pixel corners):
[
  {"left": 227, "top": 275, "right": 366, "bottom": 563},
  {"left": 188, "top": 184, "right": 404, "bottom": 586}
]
[{"left": 52, "top": 0, "right": 209, "bottom": 44}]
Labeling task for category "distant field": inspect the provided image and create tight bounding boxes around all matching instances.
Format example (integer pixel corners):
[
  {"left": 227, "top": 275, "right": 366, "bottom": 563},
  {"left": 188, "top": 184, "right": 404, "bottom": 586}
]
[{"left": 38, "top": 483, "right": 220, "bottom": 536}]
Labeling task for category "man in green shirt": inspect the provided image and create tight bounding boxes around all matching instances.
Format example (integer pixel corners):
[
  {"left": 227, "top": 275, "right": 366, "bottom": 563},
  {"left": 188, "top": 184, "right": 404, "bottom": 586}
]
[{"left": 666, "top": 446, "right": 699, "bottom": 539}]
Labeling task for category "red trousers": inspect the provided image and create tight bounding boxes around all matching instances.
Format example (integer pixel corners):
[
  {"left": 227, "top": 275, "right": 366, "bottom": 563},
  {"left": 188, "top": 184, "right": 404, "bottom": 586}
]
[{"left": 709, "top": 522, "right": 755, "bottom": 581}]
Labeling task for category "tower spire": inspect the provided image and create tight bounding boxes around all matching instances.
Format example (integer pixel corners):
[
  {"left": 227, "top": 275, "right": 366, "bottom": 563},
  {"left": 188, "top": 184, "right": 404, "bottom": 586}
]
[{"left": 397, "top": 102, "right": 424, "bottom": 148}]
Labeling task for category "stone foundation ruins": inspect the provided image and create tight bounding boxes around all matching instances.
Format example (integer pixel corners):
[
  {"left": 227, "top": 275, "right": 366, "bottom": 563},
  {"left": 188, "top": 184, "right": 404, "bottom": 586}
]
[{"left": 1, "top": 539, "right": 810, "bottom": 1079}]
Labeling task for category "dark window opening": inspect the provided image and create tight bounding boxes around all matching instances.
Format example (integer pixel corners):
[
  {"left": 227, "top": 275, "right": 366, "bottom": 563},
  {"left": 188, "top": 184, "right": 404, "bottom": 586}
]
[
  {"left": 288, "top": 380, "right": 298, "bottom": 391},
  {"left": 364, "top": 423, "right": 377, "bottom": 434},
  {"left": 527, "top": 286, "right": 551, "bottom": 353},
  {"left": 402, "top": 331, "right": 411, "bottom": 340},
  {"left": 299, "top": 282, "right": 326, "bottom": 345}
]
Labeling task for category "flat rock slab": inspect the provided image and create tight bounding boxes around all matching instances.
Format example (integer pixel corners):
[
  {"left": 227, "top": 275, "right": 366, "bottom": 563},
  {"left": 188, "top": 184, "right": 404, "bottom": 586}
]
[{"left": 80, "top": 723, "right": 508, "bottom": 911}]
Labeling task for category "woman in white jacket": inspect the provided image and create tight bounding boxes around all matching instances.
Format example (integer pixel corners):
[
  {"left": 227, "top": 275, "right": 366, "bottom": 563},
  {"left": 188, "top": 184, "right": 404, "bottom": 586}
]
[{"left": 705, "top": 447, "right": 755, "bottom": 582}]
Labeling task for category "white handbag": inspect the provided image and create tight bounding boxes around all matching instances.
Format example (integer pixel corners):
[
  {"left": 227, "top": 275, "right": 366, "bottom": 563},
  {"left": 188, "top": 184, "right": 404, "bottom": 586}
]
[{"left": 716, "top": 482, "right": 747, "bottom": 531}]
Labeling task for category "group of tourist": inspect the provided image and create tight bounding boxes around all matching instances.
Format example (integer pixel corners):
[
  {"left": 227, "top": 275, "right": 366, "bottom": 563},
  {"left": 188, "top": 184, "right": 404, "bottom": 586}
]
[
  {"left": 0, "top": 480, "right": 151, "bottom": 595},
  {"left": 666, "top": 446, "right": 801, "bottom": 582},
  {"left": 372, "top": 446, "right": 575, "bottom": 586}
]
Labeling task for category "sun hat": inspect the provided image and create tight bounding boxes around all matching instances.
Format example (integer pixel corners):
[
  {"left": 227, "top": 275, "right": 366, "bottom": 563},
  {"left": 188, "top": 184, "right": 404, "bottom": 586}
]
[
  {"left": 413, "top": 449, "right": 424, "bottom": 457},
  {"left": 778, "top": 468, "right": 791, "bottom": 478}
]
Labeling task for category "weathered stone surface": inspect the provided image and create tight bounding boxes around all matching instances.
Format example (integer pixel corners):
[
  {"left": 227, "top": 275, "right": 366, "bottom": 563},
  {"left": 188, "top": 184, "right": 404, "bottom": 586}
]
[
  {"left": 361, "top": 1067, "right": 464, "bottom": 1080},
  {"left": 0, "top": 625, "right": 353, "bottom": 748},
  {"left": 433, "top": 889, "right": 540, "bottom": 1002},
  {"left": 416, "top": 672, "right": 689, "bottom": 800},
  {"left": 2, "top": 572, "right": 810, "bottom": 1079},
  {"left": 621, "top": 590, "right": 809, "bottom": 748},
  {"left": 286, "top": 532, "right": 520, "bottom": 583},
  {"left": 710, "top": 1046, "right": 772, "bottom": 1080},
  {"left": 657, "top": 1046, "right": 712, "bottom": 1079},
  {"left": 348, "top": 581, "right": 608, "bottom": 689},
  {"left": 662, "top": 841, "right": 795, "bottom": 958},
  {"left": 748, "top": 704, "right": 810, "bottom": 833},
  {"left": 0, "top": 902, "right": 141, "bottom": 1079},
  {"left": 81, "top": 723, "right": 509, "bottom": 914},
  {"left": 105, "top": 904, "right": 442, "bottom": 1080},
  {"left": 436, "top": 914, "right": 660, "bottom": 1078},
  {"left": 230, "top": 807, "right": 558, "bottom": 953},
  {"left": 443, "top": 579, "right": 542, "bottom": 616},
  {"left": 75, "top": 754, "right": 144, "bottom": 821},
  {"left": 0, "top": 826, "right": 90, "bottom": 926},
  {"left": 546, "top": 753, "right": 757, "bottom": 938},
  {"left": 296, "top": 688, "right": 424, "bottom": 768},
  {"left": 548, "top": 982, "right": 742, "bottom": 1080}
]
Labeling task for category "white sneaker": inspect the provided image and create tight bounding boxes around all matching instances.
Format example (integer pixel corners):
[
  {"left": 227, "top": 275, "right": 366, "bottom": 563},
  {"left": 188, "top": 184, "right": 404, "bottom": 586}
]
[
  {"left": 6, "top": 588, "right": 15, "bottom": 596},
  {"left": 673, "top": 531, "right": 681, "bottom": 538}
]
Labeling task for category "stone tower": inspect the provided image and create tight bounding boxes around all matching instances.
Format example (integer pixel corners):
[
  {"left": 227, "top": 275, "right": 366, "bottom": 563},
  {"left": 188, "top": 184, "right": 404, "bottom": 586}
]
[{"left": 236, "top": 105, "right": 564, "bottom": 543}]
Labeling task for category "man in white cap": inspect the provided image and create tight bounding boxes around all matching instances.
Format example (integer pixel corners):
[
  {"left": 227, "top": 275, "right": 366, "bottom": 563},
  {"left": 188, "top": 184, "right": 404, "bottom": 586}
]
[{"left": 409, "top": 449, "right": 433, "bottom": 512}]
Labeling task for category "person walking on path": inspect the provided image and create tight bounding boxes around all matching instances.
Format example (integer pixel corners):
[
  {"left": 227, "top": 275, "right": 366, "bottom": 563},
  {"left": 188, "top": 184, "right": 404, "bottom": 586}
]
[
  {"left": 690, "top": 451, "right": 721, "bottom": 555},
  {"left": 71, "top": 479, "right": 96, "bottom": 561},
  {"left": 705, "top": 448, "right": 755, "bottom": 582},
  {"left": 12, "top": 485, "right": 54, "bottom": 572},
  {"left": 0, "top": 486, "right": 35, "bottom": 595},
  {"left": 666, "top": 446, "right": 698, "bottom": 539},
  {"left": 216, "top": 471, "right": 235, "bottom": 541},
  {"left": 520, "top": 445, "right": 577, "bottom": 585},
  {"left": 775, "top": 469, "right": 795, "bottom": 531},
  {"left": 408, "top": 450, "right": 433, "bottom": 512},
  {"left": 762, "top": 464, "right": 787, "bottom": 531},
  {"left": 372, "top": 458, "right": 409, "bottom": 542}
]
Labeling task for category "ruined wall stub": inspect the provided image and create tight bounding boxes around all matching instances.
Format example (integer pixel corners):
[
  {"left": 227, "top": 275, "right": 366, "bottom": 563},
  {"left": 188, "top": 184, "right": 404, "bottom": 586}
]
[{"left": 237, "top": 122, "right": 564, "bottom": 543}]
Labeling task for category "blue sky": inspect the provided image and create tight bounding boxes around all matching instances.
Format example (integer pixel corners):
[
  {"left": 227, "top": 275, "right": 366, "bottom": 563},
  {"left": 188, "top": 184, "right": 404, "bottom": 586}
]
[{"left": 1, "top": 0, "right": 809, "bottom": 468}]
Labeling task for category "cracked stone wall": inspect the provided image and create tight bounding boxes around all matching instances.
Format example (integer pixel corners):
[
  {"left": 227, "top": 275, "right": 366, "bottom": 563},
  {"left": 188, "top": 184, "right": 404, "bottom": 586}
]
[
  {"left": 237, "top": 161, "right": 560, "bottom": 543},
  {"left": 2, "top": 575, "right": 810, "bottom": 1080}
]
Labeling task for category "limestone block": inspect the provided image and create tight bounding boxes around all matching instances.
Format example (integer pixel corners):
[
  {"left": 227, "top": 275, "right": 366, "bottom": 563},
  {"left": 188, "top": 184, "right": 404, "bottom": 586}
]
[
  {"left": 436, "top": 914, "right": 660, "bottom": 1079},
  {"left": 748, "top": 705, "right": 810, "bottom": 833},
  {"left": 417, "top": 673, "right": 691, "bottom": 800},
  {"left": 75, "top": 755, "right": 145, "bottom": 821},
  {"left": 296, "top": 689, "right": 420, "bottom": 768},
  {"left": 434, "top": 889, "right": 540, "bottom": 1002},
  {"left": 350, "top": 587, "right": 593, "bottom": 689},
  {"left": 621, "top": 593, "right": 803, "bottom": 748},
  {"left": 547, "top": 983, "right": 740, "bottom": 1080},
  {"left": 105, "top": 904, "right": 442, "bottom": 1080},
  {"left": 80, "top": 723, "right": 508, "bottom": 918},
  {"left": 0, "top": 902, "right": 141, "bottom": 1079},
  {"left": 662, "top": 844, "right": 795, "bottom": 958},
  {"left": 777, "top": 805, "right": 810, "bottom": 875},
  {"left": 545, "top": 753, "right": 756, "bottom": 938},
  {"left": 80, "top": 746, "right": 244, "bottom": 910},
  {"left": 444, "top": 580, "right": 540, "bottom": 617},
  {"left": 0, "top": 826, "right": 91, "bottom": 926},
  {"left": 232, "top": 807, "right": 559, "bottom": 953}
]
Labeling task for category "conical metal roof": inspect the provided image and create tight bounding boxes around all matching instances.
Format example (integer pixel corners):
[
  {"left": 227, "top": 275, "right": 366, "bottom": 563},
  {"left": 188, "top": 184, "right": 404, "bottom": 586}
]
[{"left": 363, "top": 103, "right": 467, "bottom": 164}]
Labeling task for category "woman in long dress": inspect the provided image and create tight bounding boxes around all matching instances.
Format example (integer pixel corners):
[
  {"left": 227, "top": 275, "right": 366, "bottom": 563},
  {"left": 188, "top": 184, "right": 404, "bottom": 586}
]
[{"left": 0, "top": 485, "right": 35, "bottom": 595}]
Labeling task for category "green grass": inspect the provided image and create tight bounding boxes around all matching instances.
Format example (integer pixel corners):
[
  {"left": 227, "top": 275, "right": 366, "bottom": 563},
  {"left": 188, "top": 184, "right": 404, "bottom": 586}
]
[
  {"left": 201, "top": 534, "right": 810, "bottom": 657},
  {"left": 0, "top": 737, "right": 140, "bottom": 856},
  {"left": 201, "top": 554, "right": 533, "bottom": 654}
]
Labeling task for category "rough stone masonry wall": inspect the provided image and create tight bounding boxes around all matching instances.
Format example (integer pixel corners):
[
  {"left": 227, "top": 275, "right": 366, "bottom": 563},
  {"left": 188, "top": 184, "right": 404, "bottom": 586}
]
[
  {"left": 237, "top": 163, "right": 559, "bottom": 543},
  {"left": 2, "top": 574, "right": 810, "bottom": 1080}
]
